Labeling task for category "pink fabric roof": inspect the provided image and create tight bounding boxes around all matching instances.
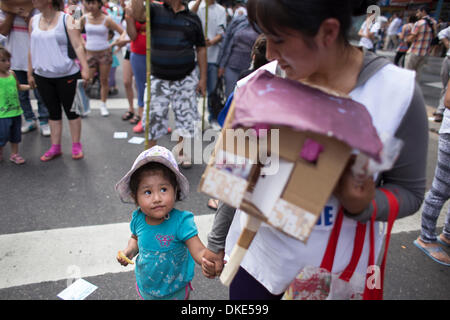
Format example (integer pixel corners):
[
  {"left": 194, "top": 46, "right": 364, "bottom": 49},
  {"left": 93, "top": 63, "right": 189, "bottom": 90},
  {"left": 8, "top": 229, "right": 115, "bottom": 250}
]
[{"left": 231, "top": 70, "right": 382, "bottom": 162}]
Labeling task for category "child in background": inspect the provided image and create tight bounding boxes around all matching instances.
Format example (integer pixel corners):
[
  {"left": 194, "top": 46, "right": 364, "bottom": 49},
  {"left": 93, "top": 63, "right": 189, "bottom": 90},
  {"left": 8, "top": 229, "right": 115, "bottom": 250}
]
[
  {"left": 115, "top": 146, "right": 208, "bottom": 300},
  {"left": 0, "top": 46, "right": 30, "bottom": 164},
  {"left": 108, "top": 29, "right": 120, "bottom": 95}
]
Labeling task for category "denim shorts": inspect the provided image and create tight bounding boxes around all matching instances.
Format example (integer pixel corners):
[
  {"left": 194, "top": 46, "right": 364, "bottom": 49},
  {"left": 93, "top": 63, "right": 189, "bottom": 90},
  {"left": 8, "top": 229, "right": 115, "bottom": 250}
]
[{"left": 0, "top": 116, "right": 21, "bottom": 147}]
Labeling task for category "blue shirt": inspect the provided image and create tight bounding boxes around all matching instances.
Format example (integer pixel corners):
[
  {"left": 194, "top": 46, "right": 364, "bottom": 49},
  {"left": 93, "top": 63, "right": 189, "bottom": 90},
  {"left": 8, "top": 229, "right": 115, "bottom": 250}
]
[{"left": 130, "top": 207, "right": 198, "bottom": 299}]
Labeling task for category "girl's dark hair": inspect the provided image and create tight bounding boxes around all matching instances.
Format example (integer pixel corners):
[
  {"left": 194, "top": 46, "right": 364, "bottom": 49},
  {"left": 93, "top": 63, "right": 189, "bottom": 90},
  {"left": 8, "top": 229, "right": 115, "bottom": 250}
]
[
  {"left": 52, "top": 0, "right": 64, "bottom": 10},
  {"left": 129, "top": 162, "right": 180, "bottom": 204},
  {"left": 247, "top": 0, "right": 378, "bottom": 43},
  {"left": 0, "top": 46, "right": 11, "bottom": 59}
]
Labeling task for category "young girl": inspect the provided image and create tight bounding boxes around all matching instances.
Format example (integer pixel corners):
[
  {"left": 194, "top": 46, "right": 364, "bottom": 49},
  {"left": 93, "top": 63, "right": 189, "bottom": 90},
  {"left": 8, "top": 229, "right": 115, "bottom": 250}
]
[
  {"left": 0, "top": 46, "right": 30, "bottom": 164},
  {"left": 115, "top": 146, "right": 208, "bottom": 300},
  {"left": 81, "top": 0, "right": 127, "bottom": 116},
  {"left": 107, "top": 29, "right": 120, "bottom": 96}
]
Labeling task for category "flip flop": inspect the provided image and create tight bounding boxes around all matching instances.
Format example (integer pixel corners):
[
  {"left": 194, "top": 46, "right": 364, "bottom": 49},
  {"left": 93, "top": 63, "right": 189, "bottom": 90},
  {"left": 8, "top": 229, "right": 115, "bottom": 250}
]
[
  {"left": 437, "top": 235, "right": 450, "bottom": 248},
  {"left": 413, "top": 239, "right": 450, "bottom": 267}
]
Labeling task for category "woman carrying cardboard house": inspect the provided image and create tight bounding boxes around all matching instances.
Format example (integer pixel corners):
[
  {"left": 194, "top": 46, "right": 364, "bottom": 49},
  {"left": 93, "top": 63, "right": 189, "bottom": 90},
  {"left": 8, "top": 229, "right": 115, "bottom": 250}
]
[{"left": 201, "top": 0, "right": 428, "bottom": 299}]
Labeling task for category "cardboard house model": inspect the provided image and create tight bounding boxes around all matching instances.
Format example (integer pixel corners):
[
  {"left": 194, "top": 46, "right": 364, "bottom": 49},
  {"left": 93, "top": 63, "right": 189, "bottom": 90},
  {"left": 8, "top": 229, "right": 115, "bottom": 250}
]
[
  {"left": 199, "top": 69, "right": 383, "bottom": 243},
  {"left": 0, "top": 0, "right": 34, "bottom": 16}
]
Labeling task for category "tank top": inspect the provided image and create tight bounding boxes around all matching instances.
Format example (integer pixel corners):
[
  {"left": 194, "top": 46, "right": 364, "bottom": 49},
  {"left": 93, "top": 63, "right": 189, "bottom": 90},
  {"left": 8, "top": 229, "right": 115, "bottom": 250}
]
[
  {"left": 85, "top": 16, "right": 110, "bottom": 51},
  {"left": 130, "top": 20, "right": 146, "bottom": 55},
  {"left": 30, "top": 13, "right": 79, "bottom": 78},
  {"left": 0, "top": 73, "right": 22, "bottom": 118}
]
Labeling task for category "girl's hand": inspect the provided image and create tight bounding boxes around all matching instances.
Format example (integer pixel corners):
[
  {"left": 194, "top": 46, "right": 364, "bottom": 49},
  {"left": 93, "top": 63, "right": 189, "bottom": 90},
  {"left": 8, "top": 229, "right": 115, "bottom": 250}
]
[
  {"left": 334, "top": 157, "right": 375, "bottom": 215},
  {"left": 201, "top": 249, "right": 225, "bottom": 279},
  {"left": 117, "top": 250, "right": 134, "bottom": 266}
]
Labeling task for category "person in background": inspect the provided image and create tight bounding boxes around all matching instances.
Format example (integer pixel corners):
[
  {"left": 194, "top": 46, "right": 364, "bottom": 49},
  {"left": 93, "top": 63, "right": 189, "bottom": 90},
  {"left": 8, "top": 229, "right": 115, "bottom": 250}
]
[
  {"left": 28, "top": 0, "right": 90, "bottom": 161},
  {"left": 405, "top": 5, "right": 437, "bottom": 82},
  {"left": 189, "top": 0, "right": 227, "bottom": 129},
  {"left": 394, "top": 14, "right": 417, "bottom": 67},
  {"left": 358, "top": 10, "right": 380, "bottom": 52},
  {"left": 107, "top": 29, "right": 120, "bottom": 95},
  {"left": 433, "top": 25, "right": 450, "bottom": 123},
  {"left": 384, "top": 12, "right": 402, "bottom": 51},
  {"left": 81, "top": 0, "right": 127, "bottom": 117},
  {"left": 414, "top": 80, "right": 450, "bottom": 267},
  {"left": 0, "top": 46, "right": 30, "bottom": 164},
  {"left": 217, "top": 1, "right": 260, "bottom": 97},
  {"left": 125, "top": 0, "right": 206, "bottom": 168},
  {"left": 0, "top": 8, "right": 50, "bottom": 136},
  {"left": 118, "top": 0, "right": 136, "bottom": 123}
]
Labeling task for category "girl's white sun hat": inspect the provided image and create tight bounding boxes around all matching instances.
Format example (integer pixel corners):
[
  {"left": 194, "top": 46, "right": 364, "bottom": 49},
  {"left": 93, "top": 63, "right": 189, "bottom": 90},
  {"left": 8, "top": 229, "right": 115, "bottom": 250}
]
[{"left": 115, "top": 145, "right": 189, "bottom": 203}]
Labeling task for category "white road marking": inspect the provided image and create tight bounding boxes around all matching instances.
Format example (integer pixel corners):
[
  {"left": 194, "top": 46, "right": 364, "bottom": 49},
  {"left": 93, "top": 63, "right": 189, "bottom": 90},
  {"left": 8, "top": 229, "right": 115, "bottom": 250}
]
[{"left": 0, "top": 214, "right": 214, "bottom": 290}]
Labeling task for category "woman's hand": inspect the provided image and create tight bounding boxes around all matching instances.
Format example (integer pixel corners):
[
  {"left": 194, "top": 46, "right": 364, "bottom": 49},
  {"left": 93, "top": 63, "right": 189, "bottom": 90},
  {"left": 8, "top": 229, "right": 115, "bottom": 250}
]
[
  {"left": 201, "top": 249, "right": 225, "bottom": 279},
  {"left": 27, "top": 73, "right": 36, "bottom": 89},
  {"left": 217, "top": 67, "right": 225, "bottom": 78},
  {"left": 334, "top": 157, "right": 375, "bottom": 215},
  {"left": 81, "top": 68, "right": 90, "bottom": 87}
]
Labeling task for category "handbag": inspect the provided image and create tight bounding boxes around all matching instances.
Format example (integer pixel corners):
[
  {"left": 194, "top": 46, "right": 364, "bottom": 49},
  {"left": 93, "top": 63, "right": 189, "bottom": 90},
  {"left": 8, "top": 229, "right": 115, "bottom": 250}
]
[
  {"left": 283, "top": 188, "right": 399, "bottom": 300},
  {"left": 63, "top": 13, "right": 77, "bottom": 60},
  {"left": 208, "top": 77, "right": 226, "bottom": 120}
]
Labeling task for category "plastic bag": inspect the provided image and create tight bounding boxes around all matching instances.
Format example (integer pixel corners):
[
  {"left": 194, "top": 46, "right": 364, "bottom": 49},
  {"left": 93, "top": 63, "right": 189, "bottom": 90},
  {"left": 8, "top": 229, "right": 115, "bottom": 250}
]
[
  {"left": 282, "top": 265, "right": 366, "bottom": 300},
  {"left": 71, "top": 79, "right": 91, "bottom": 117}
]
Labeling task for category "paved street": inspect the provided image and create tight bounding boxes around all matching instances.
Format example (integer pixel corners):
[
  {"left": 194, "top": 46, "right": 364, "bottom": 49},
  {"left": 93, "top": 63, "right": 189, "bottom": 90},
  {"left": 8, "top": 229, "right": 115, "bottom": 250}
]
[{"left": 0, "top": 50, "right": 449, "bottom": 301}]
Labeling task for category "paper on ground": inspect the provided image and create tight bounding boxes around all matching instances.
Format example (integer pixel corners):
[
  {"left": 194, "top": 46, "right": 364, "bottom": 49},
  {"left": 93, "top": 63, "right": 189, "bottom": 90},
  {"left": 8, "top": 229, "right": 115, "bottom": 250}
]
[
  {"left": 128, "top": 137, "right": 145, "bottom": 144},
  {"left": 114, "top": 132, "right": 128, "bottom": 139},
  {"left": 57, "top": 278, "right": 97, "bottom": 300}
]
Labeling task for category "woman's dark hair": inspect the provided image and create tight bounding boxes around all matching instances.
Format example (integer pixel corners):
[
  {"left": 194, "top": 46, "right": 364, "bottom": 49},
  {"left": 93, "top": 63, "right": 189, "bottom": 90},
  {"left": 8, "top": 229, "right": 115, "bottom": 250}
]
[
  {"left": 408, "top": 14, "right": 418, "bottom": 24},
  {"left": 52, "top": 0, "right": 64, "bottom": 10},
  {"left": 247, "top": 0, "right": 378, "bottom": 43},
  {"left": 129, "top": 162, "right": 180, "bottom": 204},
  {"left": 84, "top": 0, "right": 104, "bottom": 9},
  {"left": 252, "top": 34, "right": 268, "bottom": 69}
]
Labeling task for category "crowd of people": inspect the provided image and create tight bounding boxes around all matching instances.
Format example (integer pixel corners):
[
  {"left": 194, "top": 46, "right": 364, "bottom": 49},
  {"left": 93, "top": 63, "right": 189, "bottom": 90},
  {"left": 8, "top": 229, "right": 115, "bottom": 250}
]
[{"left": 0, "top": 0, "right": 449, "bottom": 301}]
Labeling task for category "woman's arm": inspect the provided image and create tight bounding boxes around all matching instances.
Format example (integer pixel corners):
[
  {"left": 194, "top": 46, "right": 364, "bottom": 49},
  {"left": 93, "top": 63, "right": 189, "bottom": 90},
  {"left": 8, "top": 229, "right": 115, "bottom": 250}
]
[
  {"left": 66, "top": 14, "right": 89, "bottom": 82},
  {"left": 124, "top": 4, "right": 137, "bottom": 41},
  {"left": 345, "top": 82, "right": 428, "bottom": 222},
  {"left": 106, "top": 16, "right": 128, "bottom": 47}
]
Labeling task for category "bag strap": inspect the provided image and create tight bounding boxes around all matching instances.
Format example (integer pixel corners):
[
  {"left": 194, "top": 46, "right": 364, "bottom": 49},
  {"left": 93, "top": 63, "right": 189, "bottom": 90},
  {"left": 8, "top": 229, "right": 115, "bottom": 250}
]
[
  {"left": 363, "top": 188, "right": 399, "bottom": 300},
  {"left": 339, "top": 221, "right": 366, "bottom": 282},
  {"left": 320, "top": 207, "right": 367, "bottom": 282},
  {"left": 320, "top": 207, "right": 344, "bottom": 271}
]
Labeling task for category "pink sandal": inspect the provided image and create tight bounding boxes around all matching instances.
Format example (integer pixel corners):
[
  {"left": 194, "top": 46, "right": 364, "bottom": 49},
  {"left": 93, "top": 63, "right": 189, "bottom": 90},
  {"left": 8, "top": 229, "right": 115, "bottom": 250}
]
[
  {"left": 40, "top": 145, "right": 62, "bottom": 162},
  {"left": 72, "top": 142, "right": 84, "bottom": 160},
  {"left": 10, "top": 153, "right": 25, "bottom": 165}
]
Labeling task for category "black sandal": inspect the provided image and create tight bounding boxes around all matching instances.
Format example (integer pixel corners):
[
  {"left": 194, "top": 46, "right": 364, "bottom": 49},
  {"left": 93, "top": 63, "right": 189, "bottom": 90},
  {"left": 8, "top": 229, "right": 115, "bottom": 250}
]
[
  {"left": 122, "top": 111, "right": 134, "bottom": 121},
  {"left": 129, "top": 115, "right": 141, "bottom": 124}
]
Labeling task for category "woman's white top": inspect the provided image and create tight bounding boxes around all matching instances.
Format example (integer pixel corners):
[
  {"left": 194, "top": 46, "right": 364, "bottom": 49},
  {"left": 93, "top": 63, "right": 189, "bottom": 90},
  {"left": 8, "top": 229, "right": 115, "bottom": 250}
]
[
  {"left": 85, "top": 16, "right": 110, "bottom": 51},
  {"left": 225, "top": 60, "right": 416, "bottom": 295},
  {"left": 30, "top": 13, "right": 79, "bottom": 78}
]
